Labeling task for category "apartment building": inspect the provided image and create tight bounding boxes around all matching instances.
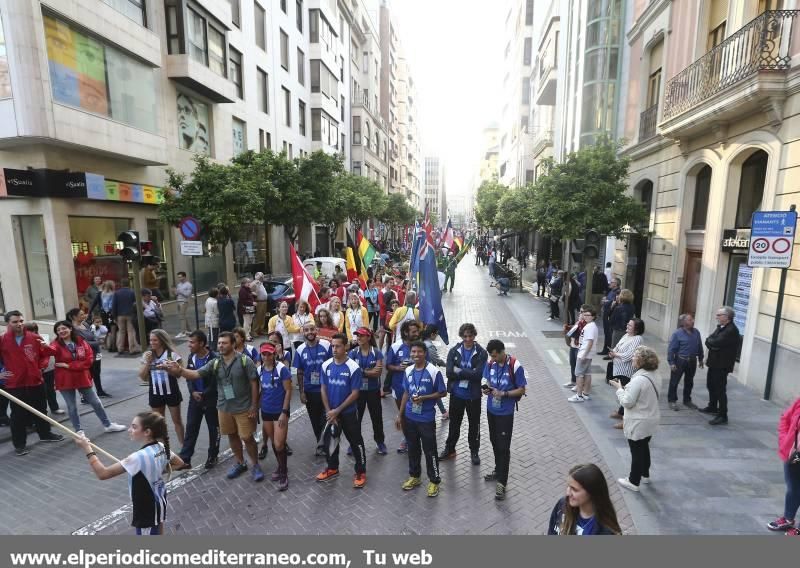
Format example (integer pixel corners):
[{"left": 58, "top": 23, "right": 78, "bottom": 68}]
[
  {"left": 0, "top": 0, "right": 365, "bottom": 324},
  {"left": 617, "top": 0, "right": 798, "bottom": 403},
  {"left": 423, "top": 155, "right": 446, "bottom": 222}
]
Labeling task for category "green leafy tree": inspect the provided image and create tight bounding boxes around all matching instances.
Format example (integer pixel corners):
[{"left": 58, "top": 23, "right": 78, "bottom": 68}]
[
  {"left": 336, "top": 172, "right": 388, "bottom": 232},
  {"left": 474, "top": 178, "right": 508, "bottom": 230},
  {"left": 159, "top": 155, "right": 261, "bottom": 250},
  {"left": 379, "top": 193, "right": 417, "bottom": 241},
  {"left": 529, "top": 140, "right": 648, "bottom": 239},
  {"left": 495, "top": 184, "right": 536, "bottom": 232}
]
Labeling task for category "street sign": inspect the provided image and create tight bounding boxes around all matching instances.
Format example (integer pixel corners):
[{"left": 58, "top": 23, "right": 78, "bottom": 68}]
[
  {"left": 180, "top": 240, "right": 203, "bottom": 256},
  {"left": 748, "top": 210, "right": 797, "bottom": 268},
  {"left": 179, "top": 216, "right": 202, "bottom": 240}
]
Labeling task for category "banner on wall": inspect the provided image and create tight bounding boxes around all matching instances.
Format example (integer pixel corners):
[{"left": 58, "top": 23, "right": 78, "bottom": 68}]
[{"left": 0, "top": 168, "right": 163, "bottom": 204}]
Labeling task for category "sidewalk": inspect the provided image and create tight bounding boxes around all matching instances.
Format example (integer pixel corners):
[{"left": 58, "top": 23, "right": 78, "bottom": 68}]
[{"left": 515, "top": 273, "right": 786, "bottom": 534}]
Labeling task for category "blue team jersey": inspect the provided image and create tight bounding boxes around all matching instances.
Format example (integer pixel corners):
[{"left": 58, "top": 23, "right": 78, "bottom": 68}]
[
  {"left": 321, "top": 358, "right": 362, "bottom": 414},
  {"left": 259, "top": 362, "right": 292, "bottom": 414},
  {"left": 293, "top": 340, "right": 332, "bottom": 393},
  {"left": 387, "top": 341, "right": 413, "bottom": 392},
  {"left": 242, "top": 345, "right": 261, "bottom": 364},
  {"left": 483, "top": 356, "right": 527, "bottom": 416},
  {"left": 403, "top": 363, "right": 446, "bottom": 423},
  {"left": 348, "top": 346, "right": 384, "bottom": 391},
  {"left": 185, "top": 351, "right": 216, "bottom": 395},
  {"left": 452, "top": 346, "right": 476, "bottom": 400}
]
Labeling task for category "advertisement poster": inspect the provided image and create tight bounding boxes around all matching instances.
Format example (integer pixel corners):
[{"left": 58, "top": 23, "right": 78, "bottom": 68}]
[
  {"left": 733, "top": 264, "right": 752, "bottom": 333},
  {"left": 177, "top": 92, "right": 210, "bottom": 155}
]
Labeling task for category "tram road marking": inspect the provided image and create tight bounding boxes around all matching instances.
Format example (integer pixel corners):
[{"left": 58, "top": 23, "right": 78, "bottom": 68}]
[
  {"left": 546, "top": 349, "right": 567, "bottom": 365},
  {"left": 487, "top": 330, "right": 528, "bottom": 338},
  {"left": 72, "top": 406, "right": 310, "bottom": 535}
]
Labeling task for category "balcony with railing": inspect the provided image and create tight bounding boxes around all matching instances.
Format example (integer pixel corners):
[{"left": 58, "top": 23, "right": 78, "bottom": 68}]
[
  {"left": 352, "top": 93, "right": 387, "bottom": 132},
  {"left": 660, "top": 10, "right": 799, "bottom": 137},
  {"left": 530, "top": 127, "right": 554, "bottom": 156},
  {"left": 639, "top": 104, "right": 659, "bottom": 141}
]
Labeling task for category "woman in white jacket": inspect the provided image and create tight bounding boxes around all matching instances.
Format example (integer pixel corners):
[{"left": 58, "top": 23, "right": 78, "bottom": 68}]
[{"left": 609, "top": 346, "right": 660, "bottom": 493}]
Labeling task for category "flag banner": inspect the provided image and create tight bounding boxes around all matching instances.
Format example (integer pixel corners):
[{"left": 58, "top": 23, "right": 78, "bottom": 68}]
[
  {"left": 455, "top": 235, "right": 475, "bottom": 264},
  {"left": 410, "top": 222, "right": 423, "bottom": 285},
  {"left": 357, "top": 229, "right": 377, "bottom": 268},
  {"left": 290, "top": 244, "right": 321, "bottom": 312},
  {"left": 417, "top": 241, "right": 449, "bottom": 344},
  {"left": 344, "top": 247, "right": 360, "bottom": 284},
  {"left": 346, "top": 231, "right": 366, "bottom": 289},
  {"left": 443, "top": 219, "right": 454, "bottom": 252}
]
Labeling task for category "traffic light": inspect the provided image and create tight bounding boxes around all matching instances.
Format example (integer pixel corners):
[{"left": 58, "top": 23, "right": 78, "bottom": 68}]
[
  {"left": 571, "top": 229, "right": 601, "bottom": 264},
  {"left": 117, "top": 230, "right": 140, "bottom": 262}
]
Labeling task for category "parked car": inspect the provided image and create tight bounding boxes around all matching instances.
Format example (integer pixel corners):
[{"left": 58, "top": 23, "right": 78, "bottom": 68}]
[
  {"left": 264, "top": 278, "right": 296, "bottom": 315},
  {"left": 303, "top": 257, "right": 347, "bottom": 281}
]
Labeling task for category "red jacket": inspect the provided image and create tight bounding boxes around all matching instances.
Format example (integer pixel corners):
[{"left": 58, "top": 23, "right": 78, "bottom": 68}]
[
  {"left": 778, "top": 397, "right": 800, "bottom": 462},
  {"left": 50, "top": 337, "right": 94, "bottom": 391},
  {"left": 0, "top": 330, "right": 55, "bottom": 389}
]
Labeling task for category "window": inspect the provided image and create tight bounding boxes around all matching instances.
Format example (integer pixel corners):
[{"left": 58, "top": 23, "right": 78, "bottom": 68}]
[
  {"left": 310, "top": 60, "right": 336, "bottom": 98},
  {"left": 351, "top": 40, "right": 358, "bottom": 66},
  {"left": 297, "top": 48, "right": 305, "bottom": 84},
  {"left": 525, "top": 169, "right": 534, "bottom": 184},
  {"left": 708, "top": 22, "right": 726, "bottom": 50},
  {"left": 44, "top": 15, "right": 158, "bottom": 132},
  {"left": 340, "top": 95, "right": 345, "bottom": 121},
  {"left": 736, "top": 151, "right": 768, "bottom": 228},
  {"left": 166, "top": 6, "right": 180, "bottom": 54},
  {"left": 232, "top": 117, "right": 246, "bottom": 156},
  {"left": 259, "top": 128, "right": 266, "bottom": 151},
  {"left": 17, "top": 216, "right": 56, "bottom": 320},
  {"left": 298, "top": 100, "right": 306, "bottom": 135},
  {"left": 257, "top": 68, "right": 269, "bottom": 113},
  {"left": 229, "top": 47, "right": 243, "bottom": 99},
  {"left": 282, "top": 86, "right": 291, "bottom": 126},
  {"left": 262, "top": 129, "right": 272, "bottom": 149},
  {"left": 525, "top": 0, "right": 533, "bottom": 25},
  {"left": 692, "top": 165, "right": 712, "bottom": 230},
  {"left": 288, "top": 143, "right": 293, "bottom": 159},
  {"left": 296, "top": 0, "right": 303, "bottom": 31},
  {"left": 312, "top": 108, "right": 321, "bottom": 140},
  {"left": 207, "top": 27, "right": 225, "bottom": 76},
  {"left": 0, "top": 11, "right": 10, "bottom": 99},
  {"left": 280, "top": 0, "right": 287, "bottom": 13},
  {"left": 353, "top": 161, "right": 361, "bottom": 176},
  {"left": 647, "top": 69, "right": 661, "bottom": 108},
  {"left": 352, "top": 116, "right": 361, "bottom": 144},
  {"left": 341, "top": 133, "right": 345, "bottom": 153},
  {"left": 177, "top": 92, "right": 211, "bottom": 154},
  {"left": 184, "top": 8, "right": 227, "bottom": 77},
  {"left": 310, "top": 9, "right": 319, "bottom": 42},
  {"left": 103, "top": 0, "right": 146, "bottom": 26},
  {"left": 254, "top": 2, "right": 266, "bottom": 50},
  {"left": 523, "top": 37, "right": 532, "bottom": 65},
  {"left": 282, "top": 140, "right": 288, "bottom": 154},
  {"left": 280, "top": 29, "right": 289, "bottom": 71},
  {"left": 229, "top": 0, "right": 240, "bottom": 27},
  {"left": 521, "top": 78, "right": 530, "bottom": 104}
]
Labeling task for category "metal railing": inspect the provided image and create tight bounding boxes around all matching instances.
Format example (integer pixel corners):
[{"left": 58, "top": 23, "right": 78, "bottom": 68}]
[
  {"left": 352, "top": 93, "right": 387, "bottom": 131},
  {"left": 639, "top": 104, "right": 659, "bottom": 141},
  {"left": 663, "top": 10, "right": 798, "bottom": 120}
]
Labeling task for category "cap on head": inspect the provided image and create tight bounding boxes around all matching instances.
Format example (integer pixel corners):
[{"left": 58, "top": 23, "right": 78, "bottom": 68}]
[
  {"left": 259, "top": 342, "right": 277, "bottom": 354},
  {"left": 354, "top": 326, "right": 372, "bottom": 337}
]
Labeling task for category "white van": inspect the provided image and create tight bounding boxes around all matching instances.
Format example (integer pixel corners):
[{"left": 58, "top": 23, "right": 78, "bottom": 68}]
[{"left": 303, "top": 257, "right": 347, "bottom": 281}]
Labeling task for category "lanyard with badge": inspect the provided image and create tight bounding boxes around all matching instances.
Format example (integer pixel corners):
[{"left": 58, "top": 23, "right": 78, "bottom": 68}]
[
  {"left": 491, "top": 359, "right": 509, "bottom": 410},
  {"left": 219, "top": 358, "right": 237, "bottom": 400},
  {"left": 359, "top": 350, "right": 373, "bottom": 391},
  {"left": 309, "top": 345, "right": 322, "bottom": 385},
  {"left": 411, "top": 368, "right": 425, "bottom": 414},
  {"left": 459, "top": 346, "right": 473, "bottom": 390}
]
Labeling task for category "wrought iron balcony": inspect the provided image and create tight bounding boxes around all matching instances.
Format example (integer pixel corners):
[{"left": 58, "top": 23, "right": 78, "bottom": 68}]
[
  {"left": 639, "top": 104, "right": 659, "bottom": 141},
  {"left": 663, "top": 10, "right": 798, "bottom": 120}
]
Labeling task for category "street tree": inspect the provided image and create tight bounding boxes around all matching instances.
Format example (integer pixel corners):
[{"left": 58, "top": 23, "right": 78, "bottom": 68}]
[
  {"left": 379, "top": 193, "right": 417, "bottom": 241},
  {"left": 495, "top": 183, "right": 536, "bottom": 232},
  {"left": 336, "top": 172, "right": 388, "bottom": 232},
  {"left": 159, "top": 155, "right": 262, "bottom": 251},
  {"left": 474, "top": 178, "right": 508, "bottom": 231}
]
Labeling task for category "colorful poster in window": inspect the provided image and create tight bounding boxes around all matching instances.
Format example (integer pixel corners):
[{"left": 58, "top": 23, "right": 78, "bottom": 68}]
[
  {"left": 177, "top": 92, "right": 210, "bottom": 155},
  {"left": 733, "top": 264, "right": 752, "bottom": 334}
]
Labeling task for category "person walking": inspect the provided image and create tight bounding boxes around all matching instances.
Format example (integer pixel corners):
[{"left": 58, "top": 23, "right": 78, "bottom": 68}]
[
  {"left": 137, "top": 330, "right": 185, "bottom": 447},
  {"left": 250, "top": 273, "right": 270, "bottom": 337},
  {"left": 568, "top": 307, "right": 598, "bottom": 403},
  {"left": 481, "top": 339, "right": 527, "bottom": 501},
  {"left": 547, "top": 463, "right": 622, "bottom": 535},
  {"left": 112, "top": 278, "right": 140, "bottom": 354},
  {"left": 536, "top": 262, "right": 547, "bottom": 298},
  {"left": 177, "top": 331, "right": 219, "bottom": 470},
  {"left": 441, "top": 323, "right": 487, "bottom": 465},
  {"left": 257, "top": 342, "right": 292, "bottom": 491},
  {"left": 701, "top": 306, "right": 740, "bottom": 426},
  {"left": 443, "top": 255, "right": 457, "bottom": 293},
  {"left": 294, "top": 321, "right": 332, "bottom": 456},
  {"left": 316, "top": 333, "right": 367, "bottom": 488},
  {"left": 217, "top": 286, "right": 237, "bottom": 333},
  {"left": 607, "top": 318, "right": 646, "bottom": 429},
  {"left": 667, "top": 314, "right": 704, "bottom": 412},
  {"left": 173, "top": 272, "right": 193, "bottom": 339},
  {"left": 609, "top": 346, "right": 661, "bottom": 493},
  {"left": 204, "top": 287, "right": 220, "bottom": 349},
  {"left": 237, "top": 278, "right": 255, "bottom": 340},
  {"left": 167, "top": 332, "right": 263, "bottom": 482},
  {"left": 395, "top": 340, "right": 447, "bottom": 497},
  {"left": 349, "top": 327, "right": 387, "bottom": 455},
  {"left": 766, "top": 395, "right": 800, "bottom": 535},
  {"left": 387, "top": 320, "right": 422, "bottom": 453},
  {"left": 49, "top": 320, "right": 126, "bottom": 436},
  {"left": 0, "top": 311, "right": 65, "bottom": 455}
]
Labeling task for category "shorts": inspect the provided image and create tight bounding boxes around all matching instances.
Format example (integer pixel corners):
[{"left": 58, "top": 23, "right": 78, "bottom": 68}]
[
  {"left": 260, "top": 411, "right": 281, "bottom": 422},
  {"left": 218, "top": 410, "right": 257, "bottom": 438},
  {"left": 575, "top": 358, "right": 593, "bottom": 376},
  {"left": 149, "top": 391, "right": 183, "bottom": 408}
]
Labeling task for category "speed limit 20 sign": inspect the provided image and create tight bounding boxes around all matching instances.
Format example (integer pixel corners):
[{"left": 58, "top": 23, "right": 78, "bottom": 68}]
[{"left": 748, "top": 211, "right": 798, "bottom": 268}]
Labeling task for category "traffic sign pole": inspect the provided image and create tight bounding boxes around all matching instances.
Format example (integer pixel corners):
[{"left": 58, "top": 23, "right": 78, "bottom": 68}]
[{"left": 191, "top": 256, "right": 200, "bottom": 330}]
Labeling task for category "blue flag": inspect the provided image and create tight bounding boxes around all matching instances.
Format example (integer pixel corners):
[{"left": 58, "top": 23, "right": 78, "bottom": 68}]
[{"left": 417, "top": 242, "right": 449, "bottom": 344}]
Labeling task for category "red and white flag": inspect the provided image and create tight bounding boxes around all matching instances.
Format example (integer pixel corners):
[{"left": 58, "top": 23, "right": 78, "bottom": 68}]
[
  {"left": 443, "top": 219, "right": 454, "bottom": 251},
  {"left": 289, "top": 244, "right": 320, "bottom": 312}
]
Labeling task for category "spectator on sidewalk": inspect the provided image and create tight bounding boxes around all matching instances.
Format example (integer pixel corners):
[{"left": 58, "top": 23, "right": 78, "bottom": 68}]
[
  {"left": 67, "top": 308, "right": 110, "bottom": 398},
  {"left": 237, "top": 278, "right": 255, "bottom": 340},
  {"left": 140, "top": 263, "right": 162, "bottom": 301},
  {"left": 610, "top": 346, "right": 661, "bottom": 493},
  {"left": 250, "top": 273, "right": 270, "bottom": 337},
  {"left": 767, "top": 395, "right": 800, "bottom": 535},
  {"left": 112, "top": 279, "right": 140, "bottom": 354},
  {"left": 547, "top": 271, "right": 564, "bottom": 321},
  {"left": 609, "top": 289, "right": 635, "bottom": 349},
  {"left": 137, "top": 330, "right": 185, "bottom": 447},
  {"left": 141, "top": 290, "right": 163, "bottom": 337},
  {"left": 701, "top": 306, "right": 740, "bottom": 426},
  {"left": 536, "top": 261, "right": 547, "bottom": 298},
  {"left": 173, "top": 272, "right": 193, "bottom": 339},
  {"left": 598, "top": 278, "right": 620, "bottom": 355},
  {"left": 667, "top": 314, "right": 704, "bottom": 412},
  {"left": 607, "top": 318, "right": 645, "bottom": 429},
  {"left": 89, "top": 281, "right": 117, "bottom": 351},
  {"left": 217, "top": 286, "right": 237, "bottom": 333},
  {"left": 568, "top": 307, "right": 598, "bottom": 403},
  {"left": 23, "top": 322, "right": 62, "bottom": 415},
  {"left": 547, "top": 463, "right": 622, "bottom": 535},
  {"left": 204, "top": 288, "right": 220, "bottom": 349},
  {"left": 84, "top": 276, "right": 103, "bottom": 317}
]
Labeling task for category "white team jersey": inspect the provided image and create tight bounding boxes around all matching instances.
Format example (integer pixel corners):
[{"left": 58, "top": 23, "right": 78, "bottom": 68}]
[{"left": 121, "top": 442, "right": 174, "bottom": 528}]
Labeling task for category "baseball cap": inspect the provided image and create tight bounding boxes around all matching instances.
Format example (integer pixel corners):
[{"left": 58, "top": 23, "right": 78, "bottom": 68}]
[
  {"left": 354, "top": 327, "right": 372, "bottom": 337},
  {"left": 259, "top": 342, "right": 277, "bottom": 354}
]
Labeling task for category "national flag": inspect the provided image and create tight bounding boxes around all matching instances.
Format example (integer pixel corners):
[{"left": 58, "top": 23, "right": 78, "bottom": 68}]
[
  {"left": 356, "top": 230, "right": 377, "bottom": 268},
  {"left": 454, "top": 236, "right": 463, "bottom": 251},
  {"left": 409, "top": 221, "right": 423, "bottom": 285},
  {"left": 455, "top": 235, "right": 475, "bottom": 264},
  {"left": 344, "top": 247, "right": 360, "bottom": 284},
  {"left": 417, "top": 240, "right": 449, "bottom": 344},
  {"left": 346, "top": 231, "right": 366, "bottom": 288},
  {"left": 289, "top": 244, "right": 320, "bottom": 312},
  {"left": 443, "top": 219, "right": 454, "bottom": 251}
]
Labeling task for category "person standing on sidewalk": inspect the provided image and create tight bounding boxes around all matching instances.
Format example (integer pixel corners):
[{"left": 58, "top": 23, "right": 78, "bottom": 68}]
[
  {"left": 667, "top": 314, "right": 704, "bottom": 411},
  {"left": 547, "top": 271, "right": 564, "bottom": 321},
  {"left": 767, "top": 395, "right": 800, "bottom": 535},
  {"left": 395, "top": 340, "right": 447, "bottom": 497},
  {"left": 610, "top": 346, "right": 660, "bottom": 493},
  {"left": 167, "top": 332, "right": 263, "bottom": 482},
  {"left": 608, "top": 289, "right": 634, "bottom": 350},
  {"left": 84, "top": 276, "right": 103, "bottom": 317},
  {"left": 568, "top": 308, "right": 598, "bottom": 403},
  {"left": 257, "top": 342, "right": 292, "bottom": 491},
  {"left": 204, "top": 287, "right": 220, "bottom": 348},
  {"left": 177, "top": 330, "right": 219, "bottom": 470},
  {"left": 173, "top": 272, "right": 193, "bottom": 339},
  {"left": 250, "top": 273, "right": 270, "bottom": 337},
  {"left": 701, "top": 306, "right": 740, "bottom": 426},
  {"left": 482, "top": 339, "right": 527, "bottom": 501},
  {"left": 217, "top": 286, "right": 237, "bottom": 333},
  {"left": 441, "top": 323, "right": 487, "bottom": 465},
  {"left": 598, "top": 279, "right": 620, "bottom": 355},
  {"left": 349, "top": 327, "right": 387, "bottom": 455},
  {"left": 536, "top": 261, "right": 547, "bottom": 297},
  {"left": 607, "top": 318, "right": 645, "bottom": 429},
  {"left": 67, "top": 308, "right": 110, "bottom": 398},
  {"left": 294, "top": 321, "right": 332, "bottom": 457},
  {"left": 237, "top": 278, "right": 256, "bottom": 340},
  {"left": 137, "top": 330, "right": 185, "bottom": 447},
  {"left": 0, "top": 310, "right": 65, "bottom": 455},
  {"left": 316, "top": 334, "right": 367, "bottom": 488},
  {"left": 112, "top": 278, "right": 140, "bottom": 354}
]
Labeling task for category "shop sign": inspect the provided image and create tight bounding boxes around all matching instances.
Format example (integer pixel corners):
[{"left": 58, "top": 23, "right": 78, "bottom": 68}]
[
  {"left": 721, "top": 229, "right": 751, "bottom": 253},
  {"left": 2, "top": 168, "right": 37, "bottom": 196}
]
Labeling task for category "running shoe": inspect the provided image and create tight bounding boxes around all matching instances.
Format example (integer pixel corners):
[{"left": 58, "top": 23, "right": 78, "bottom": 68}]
[
  {"left": 495, "top": 483, "right": 506, "bottom": 501},
  {"left": 563, "top": 382, "right": 575, "bottom": 388},
  {"left": 567, "top": 394, "right": 585, "bottom": 403},
  {"left": 438, "top": 448, "right": 456, "bottom": 460},
  {"left": 227, "top": 462, "right": 248, "bottom": 479},
  {"left": 471, "top": 451, "right": 481, "bottom": 466},
  {"left": 39, "top": 433, "right": 64, "bottom": 442},
  {"left": 401, "top": 476, "right": 422, "bottom": 491},
  {"left": 204, "top": 457, "right": 218, "bottom": 469},
  {"left": 441, "top": 411, "right": 449, "bottom": 420},
  {"left": 617, "top": 477, "right": 640, "bottom": 492},
  {"left": 14, "top": 447, "right": 29, "bottom": 456},
  {"left": 278, "top": 476, "right": 289, "bottom": 491},
  {"left": 427, "top": 482, "right": 440, "bottom": 497},
  {"left": 271, "top": 469, "right": 282, "bottom": 482},
  {"left": 104, "top": 423, "right": 127, "bottom": 433},
  {"left": 483, "top": 470, "right": 497, "bottom": 482},
  {"left": 353, "top": 473, "right": 366, "bottom": 488},
  {"left": 376, "top": 442, "right": 388, "bottom": 455},
  {"left": 315, "top": 468, "right": 339, "bottom": 482},
  {"left": 251, "top": 463, "right": 265, "bottom": 482},
  {"left": 786, "top": 528, "right": 800, "bottom": 536},
  {"left": 397, "top": 440, "right": 408, "bottom": 453},
  {"left": 767, "top": 517, "right": 795, "bottom": 531}
]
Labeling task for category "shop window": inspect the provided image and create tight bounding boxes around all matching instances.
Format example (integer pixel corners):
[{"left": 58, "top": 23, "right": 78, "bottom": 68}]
[
  {"left": 17, "top": 216, "right": 56, "bottom": 320},
  {"left": 691, "top": 165, "right": 711, "bottom": 230},
  {"left": 43, "top": 14, "right": 158, "bottom": 132},
  {"left": 735, "top": 150, "right": 767, "bottom": 228},
  {"left": 234, "top": 225, "right": 268, "bottom": 278},
  {"left": 69, "top": 216, "right": 131, "bottom": 296},
  {"left": 177, "top": 92, "right": 211, "bottom": 155}
]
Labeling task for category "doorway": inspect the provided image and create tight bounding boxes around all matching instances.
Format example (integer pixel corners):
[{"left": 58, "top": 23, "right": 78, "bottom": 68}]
[
  {"left": 680, "top": 251, "right": 703, "bottom": 317},
  {"left": 625, "top": 235, "right": 649, "bottom": 317}
]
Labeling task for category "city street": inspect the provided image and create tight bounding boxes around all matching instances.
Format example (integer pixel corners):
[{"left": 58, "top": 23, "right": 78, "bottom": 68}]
[{"left": 0, "top": 255, "right": 787, "bottom": 535}]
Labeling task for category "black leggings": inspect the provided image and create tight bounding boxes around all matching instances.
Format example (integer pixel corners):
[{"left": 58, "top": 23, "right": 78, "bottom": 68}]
[
  {"left": 357, "top": 390, "right": 384, "bottom": 444},
  {"left": 627, "top": 436, "right": 652, "bottom": 486}
]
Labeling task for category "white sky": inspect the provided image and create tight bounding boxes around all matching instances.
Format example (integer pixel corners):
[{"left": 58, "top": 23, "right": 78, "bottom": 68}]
[{"left": 391, "top": 0, "right": 507, "bottom": 201}]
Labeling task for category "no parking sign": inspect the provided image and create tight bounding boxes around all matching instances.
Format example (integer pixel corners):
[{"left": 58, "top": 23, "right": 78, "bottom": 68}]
[{"left": 747, "top": 211, "right": 797, "bottom": 268}]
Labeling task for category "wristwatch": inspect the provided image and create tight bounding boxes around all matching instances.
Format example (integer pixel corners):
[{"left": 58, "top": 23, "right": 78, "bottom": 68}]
[{"left": 282, "top": 408, "right": 290, "bottom": 415}]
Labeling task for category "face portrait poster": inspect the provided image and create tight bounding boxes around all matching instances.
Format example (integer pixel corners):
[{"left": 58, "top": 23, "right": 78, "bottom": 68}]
[{"left": 177, "top": 92, "right": 210, "bottom": 155}]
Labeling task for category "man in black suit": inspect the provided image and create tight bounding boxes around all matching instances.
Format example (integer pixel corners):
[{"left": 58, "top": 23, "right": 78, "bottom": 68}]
[{"left": 700, "top": 306, "right": 740, "bottom": 425}]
